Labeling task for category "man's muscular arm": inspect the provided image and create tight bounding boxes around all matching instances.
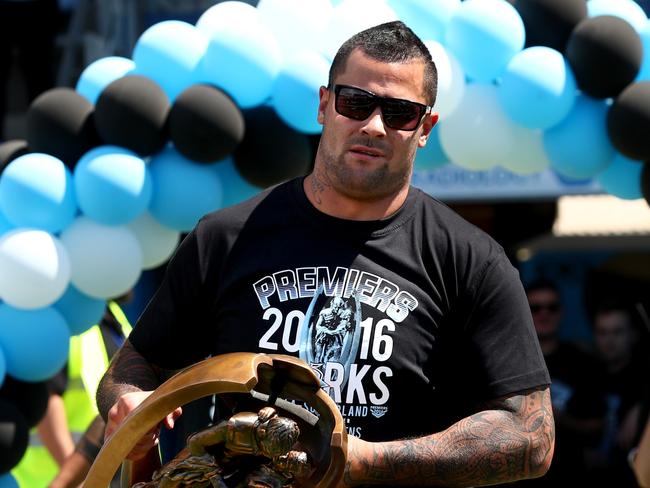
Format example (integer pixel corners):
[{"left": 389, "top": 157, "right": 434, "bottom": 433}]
[
  {"left": 97, "top": 340, "right": 182, "bottom": 459},
  {"left": 343, "top": 386, "right": 554, "bottom": 487},
  {"left": 96, "top": 339, "right": 161, "bottom": 422}
]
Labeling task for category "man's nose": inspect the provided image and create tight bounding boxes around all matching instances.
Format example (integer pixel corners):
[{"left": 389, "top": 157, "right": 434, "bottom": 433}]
[{"left": 361, "top": 107, "right": 387, "bottom": 137}]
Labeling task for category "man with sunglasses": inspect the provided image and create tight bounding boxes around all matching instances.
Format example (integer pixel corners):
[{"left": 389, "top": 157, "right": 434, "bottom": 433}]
[{"left": 98, "top": 21, "right": 553, "bottom": 487}]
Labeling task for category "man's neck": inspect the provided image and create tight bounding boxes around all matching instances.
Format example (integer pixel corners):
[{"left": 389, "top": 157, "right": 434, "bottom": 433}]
[{"left": 303, "top": 173, "right": 409, "bottom": 221}]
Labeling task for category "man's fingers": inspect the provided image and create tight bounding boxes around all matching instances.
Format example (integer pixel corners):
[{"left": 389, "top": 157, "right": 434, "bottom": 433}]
[
  {"left": 126, "top": 431, "right": 161, "bottom": 460},
  {"left": 163, "top": 406, "right": 183, "bottom": 429}
]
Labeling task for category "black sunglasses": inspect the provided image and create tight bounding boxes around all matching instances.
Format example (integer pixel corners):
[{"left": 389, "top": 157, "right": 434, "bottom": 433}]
[
  {"left": 530, "top": 302, "right": 561, "bottom": 314},
  {"left": 331, "top": 84, "right": 432, "bottom": 131}
]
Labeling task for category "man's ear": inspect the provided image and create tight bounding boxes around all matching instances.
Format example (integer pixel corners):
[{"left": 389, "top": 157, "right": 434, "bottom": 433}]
[
  {"left": 419, "top": 112, "right": 439, "bottom": 148},
  {"left": 317, "top": 86, "right": 329, "bottom": 125}
]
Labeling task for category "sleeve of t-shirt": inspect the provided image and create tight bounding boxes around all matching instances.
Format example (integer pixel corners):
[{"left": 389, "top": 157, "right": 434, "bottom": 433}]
[
  {"left": 461, "top": 250, "right": 550, "bottom": 400},
  {"left": 129, "top": 227, "right": 216, "bottom": 370}
]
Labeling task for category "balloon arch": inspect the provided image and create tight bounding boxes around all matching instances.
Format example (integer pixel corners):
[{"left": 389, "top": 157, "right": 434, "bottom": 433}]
[{"left": 1, "top": 0, "right": 650, "bottom": 479}]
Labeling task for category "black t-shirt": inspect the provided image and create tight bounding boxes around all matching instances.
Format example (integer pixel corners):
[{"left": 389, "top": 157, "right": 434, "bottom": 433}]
[{"left": 130, "top": 178, "right": 549, "bottom": 441}]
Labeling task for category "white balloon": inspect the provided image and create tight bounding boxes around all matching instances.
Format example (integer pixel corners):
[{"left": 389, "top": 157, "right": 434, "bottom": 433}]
[
  {"left": 197, "top": 2, "right": 282, "bottom": 108},
  {"left": 320, "top": 0, "right": 399, "bottom": 60},
  {"left": 257, "top": 0, "right": 333, "bottom": 58},
  {"left": 127, "top": 212, "right": 180, "bottom": 270},
  {"left": 438, "top": 83, "right": 517, "bottom": 170},
  {"left": 500, "top": 125, "right": 550, "bottom": 175},
  {"left": 0, "top": 229, "right": 70, "bottom": 309},
  {"left": 60, "top": 217, "right": 142, "bottom": 299},
  {"left": 425, "top": 41, "right": 465, "bottom": 120}
]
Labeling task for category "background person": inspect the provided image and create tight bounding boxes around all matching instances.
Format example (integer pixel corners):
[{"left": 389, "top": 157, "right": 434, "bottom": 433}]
[
  {"left": 516, "top": 279, "right": 606, "bottom": 487},
  {"left": 586, "top": 302, "right": 649, "bottom": 487}
]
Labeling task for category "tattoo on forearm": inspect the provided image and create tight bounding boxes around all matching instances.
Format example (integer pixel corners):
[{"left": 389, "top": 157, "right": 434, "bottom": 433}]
[
  {"left": 344, "top": 388, "right": 554, "bottom": 487},
  {"left": 96, "top": 340, "right": 161, "bottom": 421}
]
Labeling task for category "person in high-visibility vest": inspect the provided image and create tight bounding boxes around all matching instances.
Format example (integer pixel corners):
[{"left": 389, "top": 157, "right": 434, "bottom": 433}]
[{"left": 12, "top": 300, "right": 132, "bottom": 488}]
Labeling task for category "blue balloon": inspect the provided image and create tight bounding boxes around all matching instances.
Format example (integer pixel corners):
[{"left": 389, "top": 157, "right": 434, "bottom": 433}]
[
  {"left": 75, "top": 56, "right": 135, "bottom": 104},
  {"left": 0, "top": 474, "right": 19, "bottom": 488},
  {"left": 196, "top": 3, "right": 282, "bottom": 108},
  {"left": 132, "top": 21, "right": 209, "bottom": 101},
  {"left": 445, "top": 0, "right": 525, "bottom": 82},
  {"left": 415, "top": 124, "right": 448, "bottom": 170},
  {"left": 74, "top": 146, "right": 152, "bottom": 225},
  {"left": 387, "top": 0, "right": 460, "bottom": 42},
  {"left": 212, "top": 157, "right": 261, "bottom": 208},
  {"left": 148, "top": 145, "right": 224, "bottom": 232},
  {"left": 0, "top": 346, "right": 5, "bottom": 388},
  {"left": 596, "top": 154, "right": 643, "bottom": 200},
  {"left": 499, "top": 46, "right": 577, "bottom": 129},
  {"left": 543, "top": 94, "right": 615, "bottom": 179},
  {"left": 0, "top": 153, "right": 77, "bottom": 233},
  {"left": 588, "top": 0, "right": 648, "bottom": 32},
  {"left": 0, "top": 304, "right": 70, "bottom": 382},
  {"left": 0, "top": 208, "right": 13, "bottom": 236},
  {"left": 53, "top": 285, "right": 106, "bottom": 335},
  {"left": 271, "top": 51, "right": 329, "bottom": 134}
]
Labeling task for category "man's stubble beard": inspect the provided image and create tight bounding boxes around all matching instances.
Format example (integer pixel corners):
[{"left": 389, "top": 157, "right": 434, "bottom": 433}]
[{"left": 317, "top": 130, "right": 415, "bottom": 201}]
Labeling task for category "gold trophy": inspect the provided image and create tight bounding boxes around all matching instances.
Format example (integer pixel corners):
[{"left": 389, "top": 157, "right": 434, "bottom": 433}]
[{"left": 83, "top": 353, "right": 347, "bottom": 488}]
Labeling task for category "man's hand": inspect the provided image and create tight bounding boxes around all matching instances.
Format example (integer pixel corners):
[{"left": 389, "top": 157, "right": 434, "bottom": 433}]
[{"left": 104, "top": 391, "right": 182, "bottom": 460}]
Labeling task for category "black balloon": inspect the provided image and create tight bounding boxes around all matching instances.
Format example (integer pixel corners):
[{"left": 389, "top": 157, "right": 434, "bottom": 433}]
[
  {"left": 0, "top": 399, "right": 29, "bottom": 473},
  {"left": 26, "top": 88, "right": 99, "bottom": 169},
  {"left": 234, "top": 107, "right": 312, "bottom": 188},
  {"left": 95, "top": 75, "right": 170, "bottom": 156},
  {"left": 0, "top": 376, "right": 49, "bottom": 428},
  {"left": 513, "top": 0, "right": 587, "bottom": 52},
  {"left": 607, "top": 82, "right": 650, "bottom": 161},
  {"left": 566, "top": 15, "right": 643, "bottom": 99},
  {"left": 0, "top": 140, "right": 29, "bottom": 175},
  {"left": 169, "top": 84, "right": 245, "bottom": 163}
]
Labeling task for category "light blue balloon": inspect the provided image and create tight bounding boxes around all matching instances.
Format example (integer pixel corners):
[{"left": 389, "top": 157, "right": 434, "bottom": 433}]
[
  {"left": 212, "top": 157, "right": 261, "bottom": 208},
  {"left": 0, "top": 153, "right": 77, "bottom": 233},
  {"left": 271, "top": 51, "right": 329, "bottom": 134},
  {"left": 636, "top": 23, "right": 650, "bottom": 81},
  {"left": 0, "top": 346, "right": 5, "bottom": 388},
  {"left": 53, "top": 285, "right": 106, "bottom": 335},
  {"left": 0, "top": 304, "right": 70, "bottom": 382},
  {"left": 499, "top": 46, "right": 577, "bottom": 129},
  {"left": 0, "top": 208, "right": 13, "bottom": 236},
  {"left": 132, "top": 21, "right": 209, "bottom": 101},
  {"left": 543, "top": 94, "right": 615, "bottom": 179},
  {"left": 596, "top": 154, "right": 643, "bottom": 199},
  {"left": 588, "top": 0, "right": 648, "bottom": 32},
  {"left": 75, "top": 56, "right": 135, "bottom": 104},
  {"left": 415, "top": 125, "right": 448, "bottom": 170},
  {"left": 387, "top": 0, "right": 461, "bottom": 42},
  {"left": 149, "top": 145, "right": 224, "bottom": 232},
  {"left": 74, "top": 146, "right": 152, "bottom": 226},
  {"left": 196, "top": 4, "right": 282, "bottom": 108},
  {"left": 445, "top": 0, "right": 525, "bottom": 82},
  {"left": 0, "top": 474, "right": 19, "bottom": 488}
]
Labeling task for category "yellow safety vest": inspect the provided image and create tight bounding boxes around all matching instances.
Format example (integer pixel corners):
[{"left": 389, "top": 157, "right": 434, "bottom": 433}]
[{"left": 12, "top": 302, "right": 132, "bottom": 488}]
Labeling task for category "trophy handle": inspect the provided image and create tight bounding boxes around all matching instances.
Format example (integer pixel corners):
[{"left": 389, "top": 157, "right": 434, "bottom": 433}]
[{"left": 83, "top": 352, "right": 347, "bottom": 488}]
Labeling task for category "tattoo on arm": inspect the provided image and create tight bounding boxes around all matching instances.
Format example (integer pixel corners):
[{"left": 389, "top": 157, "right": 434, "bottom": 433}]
[
  {"left": 96, "top": 340, "right": 167, "bottom": 421},
  {"left": 344, "top": 387, "right": 555, "bottom": 487}
]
